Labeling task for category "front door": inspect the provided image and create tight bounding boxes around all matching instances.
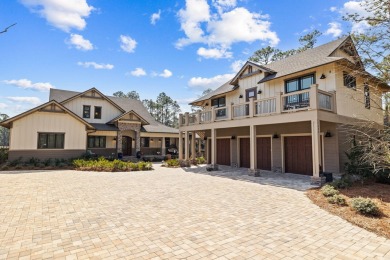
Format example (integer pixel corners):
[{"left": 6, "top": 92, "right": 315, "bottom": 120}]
[
  {"left": 122, "top": 136, "right": 132, "bottom": 156},
  {"left": 245, "top": 88, "right": 257, "bottom": 115}
]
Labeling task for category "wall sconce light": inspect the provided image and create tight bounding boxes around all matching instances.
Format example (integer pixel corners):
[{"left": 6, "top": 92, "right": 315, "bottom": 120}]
[
  {"left": 257, "top": 90, "right": 262, "bottom": 94},
  {"left": 231, "top": 135, "right": 236, "bottom": 140},
  {"left": 273, "top": 133, "right": 279, "bottom": 139},
  {"left": 320, "top": 74, "right": 326, "bottom": 79},
  {"left": 205, "top": 103, "right": 209, "bottom": 106},
  {"left": 159, "top": 139, "right": 161, "bottom": 142},
  {"left": 239, "top": 94, "right": 243, "bottom": 98},
  {"left": 151, "top": 138, "right": 154, "bottom": 141},
  {"left": 325, "top": 131, "right": 332, "bottom": 137},
  {"left": 203, "top": 137, "right": 208, "bottom": 141},
  {"left": 113, "top": 137, "right": 117, "bottom": 141}
]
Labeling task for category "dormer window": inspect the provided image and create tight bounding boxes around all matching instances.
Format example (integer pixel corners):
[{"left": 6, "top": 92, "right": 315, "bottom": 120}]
[
  {"left": 248, "top": 66, "right": 253, "bottom": 74},
  {"left": 343, "top": 72, "right": 356, "bottom": 89},
  {"left": 94, "top": 106, "right": 102, "bottom": 119},
  {"left": 83, "top": 105, "right": 91, "bottom": 118}
]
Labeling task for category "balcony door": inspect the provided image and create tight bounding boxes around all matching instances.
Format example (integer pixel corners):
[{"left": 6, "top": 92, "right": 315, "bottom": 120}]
[{"left": 245, "top": 88, "right": 257, "bottom": 116}]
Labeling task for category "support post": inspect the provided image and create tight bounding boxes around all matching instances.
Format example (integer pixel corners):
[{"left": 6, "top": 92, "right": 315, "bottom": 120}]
[
  {"left": 249, "top": 124, "right": 258, "bottom": 176},
  {"left": 275, "top": 92, "right": 282, "bottom": 114},
  {"left": 310, "top": 84, "right": 319, "bottom": 110},
  {"left": 191, "top": 132, "right": 196, "bottom": 158},
  {"left": 311, "top": 119, "right": 324, "bottom": 185},
  {"left": 249, "top": 97, "right": 254, "bottom": 117},
  {"left": 162, "top": 137, "right": 166, "bottom": 156},
  {"left": 211, "top": 128, "right": 217, "bottom": 167},
  {"left": 184, "top": 131, "right": 189, "bottom": 160},
  {"left": 185, "top": 112, "right": 189, "bottom": 126},
  {"left": 179, "top": 131, "right": 183, "bottom": 160}
]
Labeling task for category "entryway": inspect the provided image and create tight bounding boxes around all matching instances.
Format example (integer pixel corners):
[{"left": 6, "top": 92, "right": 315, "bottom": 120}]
[{"left": 122, "top": 136, "right": 132, "bottom": 156}]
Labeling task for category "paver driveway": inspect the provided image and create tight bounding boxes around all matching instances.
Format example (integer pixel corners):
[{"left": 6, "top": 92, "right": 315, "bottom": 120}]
[{"left": 0, "top": 166, "right": 390, "bottom": 260}]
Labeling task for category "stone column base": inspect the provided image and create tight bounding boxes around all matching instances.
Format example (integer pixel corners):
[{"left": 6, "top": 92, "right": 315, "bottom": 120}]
[
  {"left": 206, "top": 164, "right": 218, "bottom": 171},
  {"left": 310, "top": 176, "right": 326, "bottom": 186},
  {"left": 248, "top": 169, "right": 260, "bottom": 177}
]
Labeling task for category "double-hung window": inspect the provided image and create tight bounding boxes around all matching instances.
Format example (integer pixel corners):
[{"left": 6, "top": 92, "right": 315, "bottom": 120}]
[
  {"left": 83, "top": 105, "right": 91, "bottom": 118},
  {"left": 343, "top": 72, "right": 356, "bottom": 89},
  {"left": 94, "top": 106, "right": 102, "bottom": 119},
  {"left": 38, "top": 133, "right": 65, "bottom": 149},
  {"left": 211, "top": 96, "right": 226, "bottom": 118},
  {"left": 284, "top": 74, "right": 314, "bottom": 109},
  {"left": 87, "top": 136, "right": 106, "bottom": 148}
]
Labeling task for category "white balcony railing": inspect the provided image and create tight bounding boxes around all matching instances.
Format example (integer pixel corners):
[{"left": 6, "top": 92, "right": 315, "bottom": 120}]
[
  {"left": 179, "top": 85, "right": 336, "bottom": 127},
  {"left": 255, "top": 98, "right": 276, "bottom": 115},
  {"left": 233, "top": 102, "right": 250, "bottom": 118}
]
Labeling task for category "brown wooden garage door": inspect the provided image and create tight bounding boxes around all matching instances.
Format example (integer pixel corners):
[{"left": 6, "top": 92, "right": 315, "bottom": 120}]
[
  {"left": 217, "top": 138, "right": 231, "bottom": 166},
  {"left": 284, "top": 136, "right": 313, "bottom": 175},
  {"left": 239, "top": 138, "right": 250, "bottom": 168},
  {"left": 257, "top": 137, "right": 271, "bottom": 170}
]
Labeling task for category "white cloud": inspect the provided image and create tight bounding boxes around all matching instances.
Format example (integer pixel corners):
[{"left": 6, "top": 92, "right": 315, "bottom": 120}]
[
  {"left": 7, "top": 97, "right": 42, "bottom": 106},
  {"left": 230, "top": 60, "right": 245, "bottom": 73},
  {"left": 159, "top": 69, "right": 173, "bottom": 78},
  {"left": 3, "top": 79, "right": 55, "bottom": 92},
  {"left": 151, "top": 10, "right": 161, "bottom": 25},
  {"left": 77, "top": 62, "right": 114, "bottom": 70},
  {"left": 20, "top": 0, "right": 94, "bottom": 32},
  {"left": 197, "top": 47, "right": 232, "bottom": 59},
  {"left": 0, "top": 103, "right": 8, "bottom": 109},
  {"left": 130, "top": 68, "right": 147, "bottom": 77},
  {"left": 330, "top": 6, "right": 337, "bottom": 12},
  {"left": 325, "top": 22, "right": 342, "bottom": 37},
  {"left": 120, "top": 35, "right": 137, "bottom": 53},
  {"left": 341, "top": 1, "right": 371, "bottom": 33},
  {"left": 188, "top": 73, "right": 234, "bottom": 90},
  {"left": 68, "top": 34, "right": 94, "bottom": 50},
  {"left": 176, "top": 1, "right": 279, "bottom": 51}
]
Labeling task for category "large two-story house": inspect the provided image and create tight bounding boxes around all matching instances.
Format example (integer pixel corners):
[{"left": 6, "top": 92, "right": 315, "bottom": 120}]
[
  {"left": 2, "top": 88, "right": 179, "bottom": 160},
  {"left": 178, "top": 36, "right": 388, "bottom": 183}
]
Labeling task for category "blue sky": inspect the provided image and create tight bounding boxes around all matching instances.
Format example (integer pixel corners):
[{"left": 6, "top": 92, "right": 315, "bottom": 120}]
[{"left": 0, "top": 0, "right": 367, "bottom": 116}]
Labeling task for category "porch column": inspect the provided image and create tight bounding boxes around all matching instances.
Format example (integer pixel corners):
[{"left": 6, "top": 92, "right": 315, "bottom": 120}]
[
  {"left": 211, "top": 128, "right": 216, "bottom": 166},
  {"left": 311, "top": 119, "right": 322, "bottom": 184},
  {"left": 179, "top": 131, "right": 183, "bottom": 160},
  {"left": 197, "top": 138, "right": 202, "bottom": 154},
  {"left": 117, "top": 131, "right": 123, "bottom": 154},
  {"left": 191, "top": 132, "right": 196, "bottom": 158},
  {"left": 249, "top": 124, "right": 257, "bottom": 175},
  {"left": 162, "top": 137, "right": 166, "bottom": 155},
  {"left": 135, "top": 129, "right": 141, "bottom": 154},
  {"left": 184, "top": 131, "right": 189, "bottom": 160}
]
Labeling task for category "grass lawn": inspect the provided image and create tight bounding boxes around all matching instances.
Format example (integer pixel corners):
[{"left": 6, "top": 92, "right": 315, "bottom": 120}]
[{"left": 307, "top": 182, "right": 390, "bottom": 239}]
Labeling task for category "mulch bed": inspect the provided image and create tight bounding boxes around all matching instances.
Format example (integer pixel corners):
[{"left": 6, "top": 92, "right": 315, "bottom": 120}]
[{"left": 306, "top": 182, "right": 390, "bottom": 239}]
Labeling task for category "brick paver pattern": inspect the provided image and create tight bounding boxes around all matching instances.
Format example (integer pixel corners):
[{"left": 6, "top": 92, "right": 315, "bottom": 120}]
[{"left": 1, "top": 167, "right": 390, "bottom": 259}]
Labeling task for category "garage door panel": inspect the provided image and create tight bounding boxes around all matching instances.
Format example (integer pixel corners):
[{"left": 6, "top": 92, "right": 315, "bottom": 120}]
[
  {"left": 285, "top": 136, "right": 312, "bottom": 175},
  {"left": 217, "top": 139, "right": 231, "bottom": 166},
  {"left": 256, "top": 137, "right": 271, "bottom": 171},
  {"left": 239, "top": 138, "right": 250, "bottom": 168}
]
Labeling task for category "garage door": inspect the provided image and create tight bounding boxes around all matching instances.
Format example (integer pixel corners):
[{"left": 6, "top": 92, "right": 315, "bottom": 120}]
[
  {"left": 217, "top": 138, "right": 231, "bottom": 166},
  {"left": 257, "top": 137, "right": 271, "bottom": 171},
  {"left": 239, "top": 138, "right": 250, "bottom": 168},
  {"left": 284, "top": 136, "right": 313, "bottom": 175}
]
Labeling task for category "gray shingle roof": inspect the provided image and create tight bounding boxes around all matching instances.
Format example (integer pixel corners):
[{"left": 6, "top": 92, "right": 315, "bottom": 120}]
[
  {"left": 258, "top": 36, "right": 348, "bottom": 83},
  {"left": 190, "top": 36, "right": 349, "bottom": 105},
  {"left": 50, "top": 89, "right": 179, "bottom": 134},
  {"left": 90, "top": 123, "right": 119, "bottom": 131}
]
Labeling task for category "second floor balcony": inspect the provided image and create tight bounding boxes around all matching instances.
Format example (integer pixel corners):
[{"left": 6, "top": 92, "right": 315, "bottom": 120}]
[{"left": 180, "top": 84, "right": 336, "bottom": 127}]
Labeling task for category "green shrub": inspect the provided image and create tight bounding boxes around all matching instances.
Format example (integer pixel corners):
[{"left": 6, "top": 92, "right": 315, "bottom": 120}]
[
  {"left": 1, "top": 165, "right": 9, "bottom": 171},
  {"left": 375, "top": 170, "right": 390, "bottom": 185},
  {"left": 72, "top": 157, "right": 152, "bottom": 172},
  {"left": 350, "top": 197, "right": 380, "bottom": 216},
  {"left": 196, "top": 156, "right": 206, "bottom": 164},
  {"left": 165, "top": 159, "right": 180, "bottom": 167},
  {"left": 330, "top": 177, "right": 352, "bottom": 189},
  {"left": 179, "top": 159, "right": 191, "bottom": 167},
  {"left": 321, "top": 184, "right": 339, "bottom": 197},
  {"left": 9, "top": 157, "right": 22, "bottom": 167},
  {"left": 327, "top": 194, "right": 347, "bottom": 206},
  {"left": 0, "top": 148, "right": 8, "bottom": 164},
  {"left": 28, "top": 157, "right": 41, "bottom": 167}
]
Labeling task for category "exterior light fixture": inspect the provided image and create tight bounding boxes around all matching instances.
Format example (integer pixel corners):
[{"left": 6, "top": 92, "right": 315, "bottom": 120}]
[
  {"left": 239, "top": 94, "right": 243, "bottom": 98},
  {"left": 325, "top": 131, "right": 332, "bottom": 137},
  {"left": 273, "top": 133, "right": 279, "bottom": 139},
  {"left": 231, "top": 135, "right": 236, "bottom": 140},
  {"left": 320, "top": 74, "right": 326, "bottom": 79},
  {"left": 257, "top": 90, "right": 262, "bottom": 94}
]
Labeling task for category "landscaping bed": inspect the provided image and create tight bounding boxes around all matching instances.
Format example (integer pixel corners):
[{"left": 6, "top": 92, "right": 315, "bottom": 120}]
[{"left": 307, "top": 182, "right": 390, "bottom": 239}]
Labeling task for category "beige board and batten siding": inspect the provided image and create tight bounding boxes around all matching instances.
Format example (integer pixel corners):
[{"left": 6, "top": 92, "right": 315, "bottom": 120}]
[
  {"left": 63, "top": 97, "right": 123, "bottom": 124},
  {"left": 334, "top": 69, "right": 383, "bottom": 125},
  {"left": 10, "top": 111, "right": 87, "bottom": 150}
]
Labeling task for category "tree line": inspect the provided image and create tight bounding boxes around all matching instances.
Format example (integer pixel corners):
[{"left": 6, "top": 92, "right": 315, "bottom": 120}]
[{"left": 113, "top": 91, "right": 181, "bottom": 128}]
